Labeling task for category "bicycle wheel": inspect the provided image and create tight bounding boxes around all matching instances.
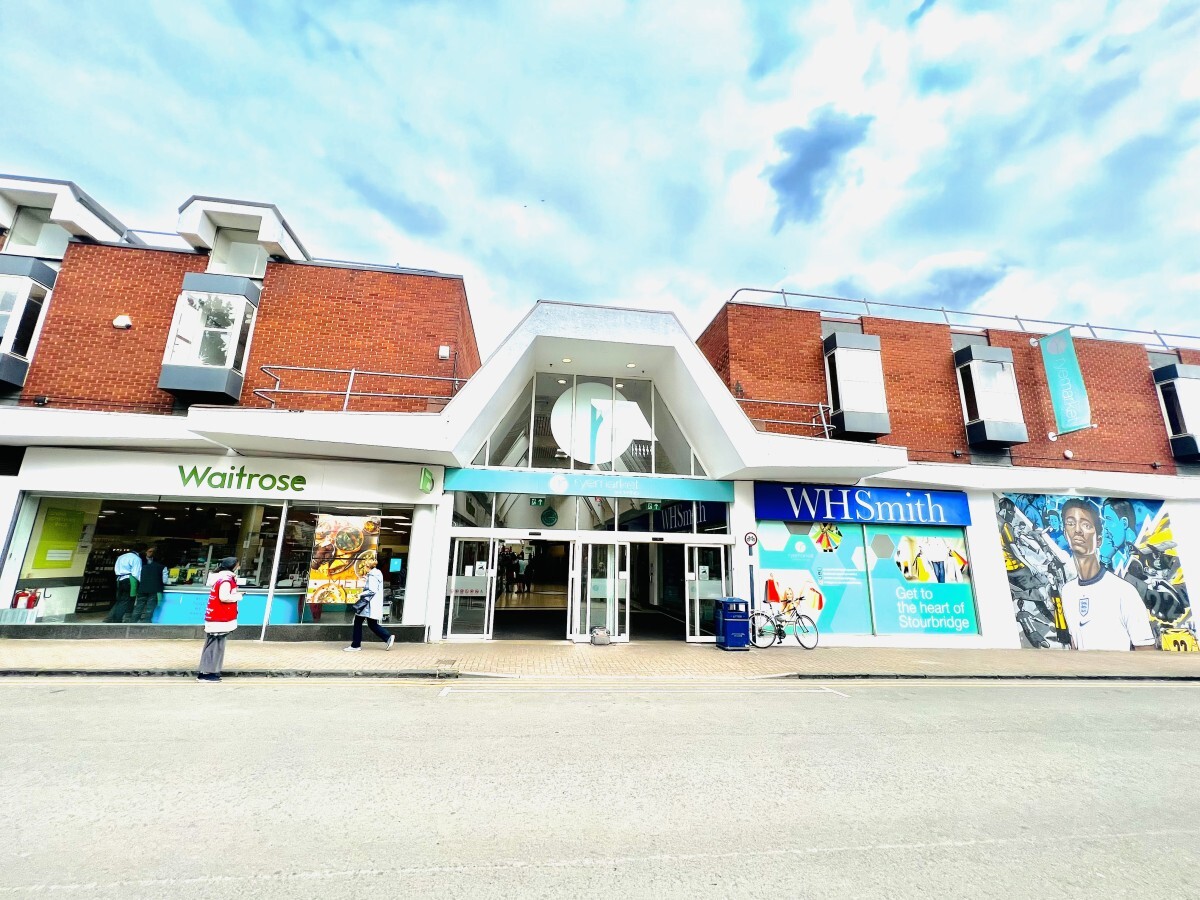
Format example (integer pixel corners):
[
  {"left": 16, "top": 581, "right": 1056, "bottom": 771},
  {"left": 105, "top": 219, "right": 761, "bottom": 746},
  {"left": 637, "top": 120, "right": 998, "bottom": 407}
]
[
  {"left": 749, "top": 612, "right": 780, "bottom": 649},
  {"left": 793, "top": 614, "right": 819, "bottom": 649}
]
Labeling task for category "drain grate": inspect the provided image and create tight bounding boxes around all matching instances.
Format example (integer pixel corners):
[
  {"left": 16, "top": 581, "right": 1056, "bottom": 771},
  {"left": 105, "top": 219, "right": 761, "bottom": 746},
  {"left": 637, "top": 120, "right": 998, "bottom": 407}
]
[{"left": 436, "top": 659, "right": 458, "bottom": 666}]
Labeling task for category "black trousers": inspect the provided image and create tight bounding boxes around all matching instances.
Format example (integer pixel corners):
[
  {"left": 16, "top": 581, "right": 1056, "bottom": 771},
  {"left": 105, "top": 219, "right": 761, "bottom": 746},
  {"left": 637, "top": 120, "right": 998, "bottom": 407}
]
[
  {"left": 105, "top": 579, "right": 134, "bottom": 623},
  {"left": 352, "top": 615, "right": 392, "bottom": 647}
]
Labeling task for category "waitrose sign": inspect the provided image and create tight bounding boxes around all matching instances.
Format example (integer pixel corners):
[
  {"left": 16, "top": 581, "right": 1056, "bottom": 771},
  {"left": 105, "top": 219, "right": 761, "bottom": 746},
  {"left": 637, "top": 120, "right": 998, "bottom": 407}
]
[{"left": 179, "top": 464, "right": 307, "bottom": 493}]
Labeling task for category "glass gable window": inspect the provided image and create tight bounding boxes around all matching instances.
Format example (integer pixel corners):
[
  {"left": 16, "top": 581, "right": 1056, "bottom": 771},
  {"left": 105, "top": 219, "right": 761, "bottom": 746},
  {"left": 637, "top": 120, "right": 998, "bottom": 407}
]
[
  {"left": 207, "top": 228, "right": 269, "bottom": 279},
  {"left": 3, "top": 207, "right": 71, "bottom": 259},
  {"left": 164, "top": 292, "right": 256, "bottom": 371},
  {"left": 479, "top": 374, "right": 703, "bottom": 476},
  {"left": 0, "top": 276, "right": 50, "bottom": 359}
]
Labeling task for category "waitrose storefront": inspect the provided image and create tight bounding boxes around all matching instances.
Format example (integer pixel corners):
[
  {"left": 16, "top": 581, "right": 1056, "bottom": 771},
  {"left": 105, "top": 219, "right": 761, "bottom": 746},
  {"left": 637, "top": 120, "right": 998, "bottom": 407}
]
[{"left": 0, "top": 448, "right": 443, "bottom": 640}]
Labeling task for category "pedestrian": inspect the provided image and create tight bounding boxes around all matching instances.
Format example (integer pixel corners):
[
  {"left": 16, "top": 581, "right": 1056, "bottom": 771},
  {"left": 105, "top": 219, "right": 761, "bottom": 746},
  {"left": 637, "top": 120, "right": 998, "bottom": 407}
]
[
  {"left": 516, "top": 552, "right": 530, "bottom": 594},
  {"left": 131, "top": 545, "right": 166, "bottom": 623},
  {"left": 198, "top": 557, "right": 241, "bottom": 682},
  {"left": 344, "top": 552, "right": 395, "bottom": 651},
  {"left": 104, "top": 543, "right": 144, "bottom": 623}
]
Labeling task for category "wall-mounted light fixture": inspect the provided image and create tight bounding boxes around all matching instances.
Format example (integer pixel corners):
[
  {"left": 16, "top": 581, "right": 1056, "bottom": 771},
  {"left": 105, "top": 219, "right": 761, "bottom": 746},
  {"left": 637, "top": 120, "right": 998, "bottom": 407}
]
[
  {"left": 438, "top": 345, "right": 451, "bottom": 360},
  {"left": 112, "top": 315, "right": 132, "bottom": 330}
]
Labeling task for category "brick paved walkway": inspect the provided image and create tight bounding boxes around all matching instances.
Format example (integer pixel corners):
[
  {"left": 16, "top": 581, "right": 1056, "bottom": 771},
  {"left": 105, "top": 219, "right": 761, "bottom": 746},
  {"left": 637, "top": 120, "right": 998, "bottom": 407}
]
[{"left": 3, "top": 638, "right": 1200, "bottom": 679}]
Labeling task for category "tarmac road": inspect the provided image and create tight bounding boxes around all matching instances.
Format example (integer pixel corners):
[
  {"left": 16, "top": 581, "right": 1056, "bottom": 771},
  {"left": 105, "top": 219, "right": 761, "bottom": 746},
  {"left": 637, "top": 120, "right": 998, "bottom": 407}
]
[{"left": 1, "top": 678, "right": 1198, "bottom": 899}]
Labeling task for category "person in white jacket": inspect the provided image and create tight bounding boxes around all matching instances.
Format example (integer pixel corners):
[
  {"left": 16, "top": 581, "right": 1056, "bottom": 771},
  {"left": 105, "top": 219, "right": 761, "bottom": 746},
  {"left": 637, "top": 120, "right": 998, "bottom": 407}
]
[{"left": 344, "top": 553, "right": 395, "bottom": 652}]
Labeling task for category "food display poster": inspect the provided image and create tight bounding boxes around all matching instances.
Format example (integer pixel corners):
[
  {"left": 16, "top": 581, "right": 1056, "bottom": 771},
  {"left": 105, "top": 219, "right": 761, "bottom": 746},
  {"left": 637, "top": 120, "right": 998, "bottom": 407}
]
[{"left": 306, "top": 515, "right": 381, "bottom": 605}]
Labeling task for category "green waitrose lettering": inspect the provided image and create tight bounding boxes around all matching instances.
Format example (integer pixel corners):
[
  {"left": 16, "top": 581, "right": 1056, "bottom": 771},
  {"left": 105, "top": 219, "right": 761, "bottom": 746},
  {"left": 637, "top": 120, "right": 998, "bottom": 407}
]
[{"left": 178, "top": 465, "right": 307, "bottom": 492}]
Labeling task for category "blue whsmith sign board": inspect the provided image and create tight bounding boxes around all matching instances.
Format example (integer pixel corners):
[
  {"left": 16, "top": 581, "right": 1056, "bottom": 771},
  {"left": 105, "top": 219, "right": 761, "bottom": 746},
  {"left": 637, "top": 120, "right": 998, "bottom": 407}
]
[{"left": 754, "top": 483, "right": 972, "bottom": 527}]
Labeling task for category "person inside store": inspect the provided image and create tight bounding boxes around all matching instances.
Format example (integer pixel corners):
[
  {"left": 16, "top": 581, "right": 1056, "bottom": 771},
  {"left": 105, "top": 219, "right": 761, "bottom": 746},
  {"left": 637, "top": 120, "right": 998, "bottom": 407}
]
[
  {"left": 344, "top": 552, "right": 395, "bottom": 652},
  {"left": 104, "top": 543, "right": 145, "bottom": 624},
  {"left": 1060, "top": 499, "right": 1156, "bottom": 652},
  {"left": 198, "top": 556, "right": 241, "bottom": 682},
  {"left": 131, "top": 545, "right": 166, "bottom": 624}
]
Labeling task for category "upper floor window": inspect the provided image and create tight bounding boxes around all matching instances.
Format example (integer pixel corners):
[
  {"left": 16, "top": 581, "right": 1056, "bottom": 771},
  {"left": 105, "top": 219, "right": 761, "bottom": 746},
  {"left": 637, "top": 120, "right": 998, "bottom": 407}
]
[
  {"left": 953, "top": 341, "right": 1027, "bottom": 448},
  {"left": 3, "top": 207, "right": 71, "bottom": 260},
  {"left": 207, "top": 229, "right": 268, "bottom": 279},
  {"left": 0, "top": 275, "right": 50, "bottom": 359},
  {"left": 164, "top": 292, "right": 256, "bottom": 371}
]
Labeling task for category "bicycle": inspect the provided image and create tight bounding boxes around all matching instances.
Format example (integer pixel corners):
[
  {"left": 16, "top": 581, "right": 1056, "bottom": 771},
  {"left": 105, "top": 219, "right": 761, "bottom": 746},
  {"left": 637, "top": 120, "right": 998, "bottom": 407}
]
[{"left": 749, "top": 603, "right": 819, "bottom": 650}]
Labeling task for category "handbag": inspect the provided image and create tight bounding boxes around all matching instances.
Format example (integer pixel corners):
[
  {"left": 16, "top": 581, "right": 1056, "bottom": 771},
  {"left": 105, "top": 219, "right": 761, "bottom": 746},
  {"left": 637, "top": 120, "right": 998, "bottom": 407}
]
[{"left": 352, "top": 590, "right": 374, "bottom": 616}]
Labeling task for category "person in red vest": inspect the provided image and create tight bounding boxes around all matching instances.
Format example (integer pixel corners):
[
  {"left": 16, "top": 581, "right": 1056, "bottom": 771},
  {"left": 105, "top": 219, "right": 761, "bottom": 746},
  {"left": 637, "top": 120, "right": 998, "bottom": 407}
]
[{"left": 198, "top": 557, "right": 240, "bottom": 683}]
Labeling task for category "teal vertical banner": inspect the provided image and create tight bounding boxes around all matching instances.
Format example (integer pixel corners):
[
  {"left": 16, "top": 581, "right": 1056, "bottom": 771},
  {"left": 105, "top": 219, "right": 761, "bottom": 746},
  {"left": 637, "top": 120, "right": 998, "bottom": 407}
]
[{"left": 1039, "top": 328, "right": 1092, "bottom": 435}]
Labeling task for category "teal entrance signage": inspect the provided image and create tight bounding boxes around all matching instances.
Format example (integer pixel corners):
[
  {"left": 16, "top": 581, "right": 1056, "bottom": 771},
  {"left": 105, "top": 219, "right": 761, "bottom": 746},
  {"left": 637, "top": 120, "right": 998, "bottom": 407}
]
[
  {"left": 444, "top": 468, "right": 733, "bottom": 503},
  {"left": 1038, "top": 328, "right": 1092, "bottom": 436}
]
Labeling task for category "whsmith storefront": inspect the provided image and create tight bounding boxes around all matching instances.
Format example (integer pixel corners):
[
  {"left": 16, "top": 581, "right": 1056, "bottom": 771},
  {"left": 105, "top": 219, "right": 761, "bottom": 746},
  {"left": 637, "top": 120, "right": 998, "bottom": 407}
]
[{"left": 0, "top": 448, "right": 443, "bottom": 640}]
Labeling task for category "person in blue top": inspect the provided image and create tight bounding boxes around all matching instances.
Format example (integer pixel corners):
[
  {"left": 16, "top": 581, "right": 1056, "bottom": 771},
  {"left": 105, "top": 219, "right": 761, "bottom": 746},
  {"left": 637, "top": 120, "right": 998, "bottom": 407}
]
[{"left": 104, "top": 544, "right": 144, "bottom": 624}]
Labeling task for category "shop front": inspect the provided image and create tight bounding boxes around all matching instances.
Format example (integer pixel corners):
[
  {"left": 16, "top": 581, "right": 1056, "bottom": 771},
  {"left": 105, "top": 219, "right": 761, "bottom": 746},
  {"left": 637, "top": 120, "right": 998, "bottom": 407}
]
[
  {"left": 0, "top": 448, "right": 442, "bottom": 640},
  {"left": 752, "top": 482, "right": 982, "bottom": 644},
  {"left": 441, "top": 468, "right": 735, "bottom": 642}
]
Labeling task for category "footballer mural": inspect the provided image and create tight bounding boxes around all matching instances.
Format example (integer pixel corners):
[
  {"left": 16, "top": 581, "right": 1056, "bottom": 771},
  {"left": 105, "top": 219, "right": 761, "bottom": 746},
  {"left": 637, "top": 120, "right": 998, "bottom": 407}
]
[{"left": 995, "top": 493, "right": 1196, "bottom": 651}]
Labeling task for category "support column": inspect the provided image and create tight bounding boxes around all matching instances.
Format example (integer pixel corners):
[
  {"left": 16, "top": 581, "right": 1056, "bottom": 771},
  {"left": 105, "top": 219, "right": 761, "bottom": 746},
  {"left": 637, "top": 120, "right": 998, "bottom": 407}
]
[{"left": 729, "top": 481, "right": 756, "bottom": 604}]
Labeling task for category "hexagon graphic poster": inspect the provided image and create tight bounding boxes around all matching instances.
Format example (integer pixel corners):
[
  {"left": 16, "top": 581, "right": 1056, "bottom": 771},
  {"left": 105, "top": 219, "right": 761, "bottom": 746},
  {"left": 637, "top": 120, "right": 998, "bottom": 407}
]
[
  {"left": 754, "top": 520, "right": 872, "bottom": 633},
  {"left": 865, "top": 525, "right": 979, "bottom": 635}
]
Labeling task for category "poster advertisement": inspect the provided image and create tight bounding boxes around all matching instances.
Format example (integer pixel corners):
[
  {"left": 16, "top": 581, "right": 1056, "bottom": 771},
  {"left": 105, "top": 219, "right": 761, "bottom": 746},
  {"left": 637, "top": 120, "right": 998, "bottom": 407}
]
[
  {"left": 33, "top": 507, "right": 85, "bottom": 570},
  {"left": 306, "top": 515, "right": 381, "bottom": 605},
  {"left": 755, "top": 520, "right": 873, "bottom": 633},
  {"left": 995, "top": 494, "right": 1196, "bottom": 651},
  {"left": 865, "top": 525, "right": 978, "bottom": 635}
]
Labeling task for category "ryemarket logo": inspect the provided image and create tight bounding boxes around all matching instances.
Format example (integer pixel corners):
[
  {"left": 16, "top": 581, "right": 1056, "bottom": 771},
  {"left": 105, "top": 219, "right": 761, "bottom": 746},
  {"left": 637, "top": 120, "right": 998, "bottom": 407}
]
[{"left": 178, "top": 464, "right": 307, "bottom": 493}]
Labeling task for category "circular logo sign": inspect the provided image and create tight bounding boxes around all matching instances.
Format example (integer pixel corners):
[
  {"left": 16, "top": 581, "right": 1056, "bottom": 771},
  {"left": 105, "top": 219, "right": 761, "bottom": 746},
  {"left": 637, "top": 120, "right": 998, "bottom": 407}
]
[
  {"left": 549, "top": 383, "right": 634, "bottom": 465},
  {"left": 540, "top": 507, "right": 560, "bottom": 527},
  {"left": 745, "top": 532, "right": 759, "bottom": 547}
]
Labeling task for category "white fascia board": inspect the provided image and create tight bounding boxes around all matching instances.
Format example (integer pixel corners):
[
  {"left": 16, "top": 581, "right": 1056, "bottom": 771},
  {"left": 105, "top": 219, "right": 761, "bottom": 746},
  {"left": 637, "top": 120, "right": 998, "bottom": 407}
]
[
  {"left": 865, "top": 462, "right": 1200, "bottom": 501},
  {"left": 184, "top": 406, "right": 455, "bottom": 463},
  {"left": 176, "top": 198, "right": 307, "bottom": 260},
  {"left": 0, "top": 180, "right": 123, "bottom": 242},
  {"left": 0, "top": 407, "right": 213, "bottom": 450}
]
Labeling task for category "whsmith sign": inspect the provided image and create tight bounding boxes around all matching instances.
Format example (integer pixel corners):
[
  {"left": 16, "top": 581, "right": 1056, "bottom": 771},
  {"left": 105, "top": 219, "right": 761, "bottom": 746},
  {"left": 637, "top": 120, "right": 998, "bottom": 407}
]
[{"left": 754, "top": 483, "right": 971, "bottom": 527}]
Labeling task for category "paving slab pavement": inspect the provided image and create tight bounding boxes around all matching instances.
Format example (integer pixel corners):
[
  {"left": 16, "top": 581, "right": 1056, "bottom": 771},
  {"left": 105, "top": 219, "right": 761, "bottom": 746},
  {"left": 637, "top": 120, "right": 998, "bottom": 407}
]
[{"left": 4, "top": 637, "right": 1200, "bottom": 679}]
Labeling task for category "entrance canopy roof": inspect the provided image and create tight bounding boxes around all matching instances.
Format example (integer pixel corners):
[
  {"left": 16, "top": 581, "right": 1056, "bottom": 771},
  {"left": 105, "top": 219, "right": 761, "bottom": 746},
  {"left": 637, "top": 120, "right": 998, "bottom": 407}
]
[{"left": 184, "top": 301, "right": 908, "bottom": 481}]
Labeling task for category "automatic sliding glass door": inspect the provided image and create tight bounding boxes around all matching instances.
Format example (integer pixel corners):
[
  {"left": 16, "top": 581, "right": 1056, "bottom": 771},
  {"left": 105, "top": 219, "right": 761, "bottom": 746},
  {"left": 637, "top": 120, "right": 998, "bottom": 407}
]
[
  {"left": 685, "top": 544, "right": 727, "bottom": 642},
  {"left": 570, "top": 542, "right": 629, "bottom": 642},
  {"left": 446, "top": 538, "right": 496, "bottom": 639}
]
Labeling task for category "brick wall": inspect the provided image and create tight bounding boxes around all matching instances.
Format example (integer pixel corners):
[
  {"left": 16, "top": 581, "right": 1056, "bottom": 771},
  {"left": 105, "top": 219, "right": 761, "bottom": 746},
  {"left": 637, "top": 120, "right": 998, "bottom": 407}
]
[
  {"left": 241, "top": 262, "right": 482, "bottom": 412},
  {"left": 990, "top": 329, "right": 1176, "bottom": 475},
  {"left": 21, "top": 243, "right": 207, "bottom": 413},
  {"left": 861, "top": 317, "right": 967, "bottom": 464},
  {"left": 696, "top": 304, "right": 828, "bottom": 436},
  {"left": 699, "top": 301, "right": 1179, "bottom": 476},
  {"left": 18, "top": 244, "right": 482, "bottom": 415}
]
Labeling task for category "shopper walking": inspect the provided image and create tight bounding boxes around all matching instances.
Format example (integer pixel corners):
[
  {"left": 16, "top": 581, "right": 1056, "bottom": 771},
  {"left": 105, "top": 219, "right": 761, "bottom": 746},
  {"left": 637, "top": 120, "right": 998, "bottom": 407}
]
[
  {"left": 344, "top": 553, "right": 395, "bottom": 651},
  {"left": 104, "top": 544, "right": 144, "bottom": 623},
  {"left": 198, "top": 557, "right": 240, "bottom": 682}
]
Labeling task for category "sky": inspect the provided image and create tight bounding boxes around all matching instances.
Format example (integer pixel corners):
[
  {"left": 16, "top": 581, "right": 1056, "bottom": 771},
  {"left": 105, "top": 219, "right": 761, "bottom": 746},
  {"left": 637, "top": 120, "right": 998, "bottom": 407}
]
[{"left": 2, "top": 0, "right": 1199, "bottom": 356}]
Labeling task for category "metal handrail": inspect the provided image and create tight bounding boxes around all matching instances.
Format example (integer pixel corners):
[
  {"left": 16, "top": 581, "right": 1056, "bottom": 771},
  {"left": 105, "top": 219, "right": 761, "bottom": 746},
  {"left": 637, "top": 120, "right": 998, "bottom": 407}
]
[
  {"left": 253, "top": 364, "right": 464, "bottom": 410},
  {"left": 727, "top": 287, "right": 1200, "bottom": 350},
  {"left": 736, "top": 398, "right": 832, "bottom": 438}
]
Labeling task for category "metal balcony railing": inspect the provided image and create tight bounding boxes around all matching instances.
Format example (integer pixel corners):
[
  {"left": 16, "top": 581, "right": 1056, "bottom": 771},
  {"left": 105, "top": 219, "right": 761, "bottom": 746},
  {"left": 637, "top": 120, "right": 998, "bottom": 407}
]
[
  {"left": 736, "top": 397, "right": 833, "bottom": 438},
  {"left": 252, "top": 365, "right": 464, "bottom": 411},
  {"left": 728, "top": 287, "right": 1200, "bottom": 351}
]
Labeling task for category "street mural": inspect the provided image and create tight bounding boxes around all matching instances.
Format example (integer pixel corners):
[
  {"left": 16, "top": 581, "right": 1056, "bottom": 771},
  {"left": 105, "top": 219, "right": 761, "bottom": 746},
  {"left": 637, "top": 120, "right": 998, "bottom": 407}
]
[{"left": 995, "top": 494, "right": 1196, "bottom": 651}]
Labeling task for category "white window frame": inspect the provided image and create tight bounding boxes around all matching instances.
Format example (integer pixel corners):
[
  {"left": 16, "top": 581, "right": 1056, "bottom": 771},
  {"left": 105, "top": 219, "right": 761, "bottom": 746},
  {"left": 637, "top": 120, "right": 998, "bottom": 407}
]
[
  {"left": 0, "top": 275, "right": 51, "bottom": 360},
  {"left": 956, "top": 358, "right": 1024, "bottom": 425},
  {"left": 162, "top": 291, "right": 257, "bottom": 372},
  {"left": 1157, "top": 377, "right": 1200, "bottom": 439},
  {"left": 206, "top": 228, "right": 269, "bottom": 279}
]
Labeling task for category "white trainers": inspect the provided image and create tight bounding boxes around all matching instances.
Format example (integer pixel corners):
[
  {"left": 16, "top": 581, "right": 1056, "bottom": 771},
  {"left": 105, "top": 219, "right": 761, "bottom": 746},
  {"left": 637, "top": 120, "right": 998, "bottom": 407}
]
[
  {"left": 386, "top": 635, "right": 395, "bottom": 651},
  {"left": 343, "top": 646, "right": 361, "bottom": 652}
]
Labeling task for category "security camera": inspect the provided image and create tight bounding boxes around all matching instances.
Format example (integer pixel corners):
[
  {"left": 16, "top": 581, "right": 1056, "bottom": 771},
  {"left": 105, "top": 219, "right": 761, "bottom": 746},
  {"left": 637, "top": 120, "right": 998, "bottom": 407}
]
[{"left": 112, "top": 315, "right": 133, "bottom": 330}]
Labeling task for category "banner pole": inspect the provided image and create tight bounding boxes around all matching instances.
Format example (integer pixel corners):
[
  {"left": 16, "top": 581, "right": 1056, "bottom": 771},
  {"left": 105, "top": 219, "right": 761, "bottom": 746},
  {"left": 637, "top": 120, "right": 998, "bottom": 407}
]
[{"left": 260, "top": 500, "right": 289, "bottom": 642}]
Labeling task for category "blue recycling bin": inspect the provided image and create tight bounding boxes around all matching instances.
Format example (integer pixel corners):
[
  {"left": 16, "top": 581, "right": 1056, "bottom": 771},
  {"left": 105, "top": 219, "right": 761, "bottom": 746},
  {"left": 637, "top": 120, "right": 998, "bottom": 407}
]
[{"left": 715, "top": 597, "right": 750, "bottom": 651}]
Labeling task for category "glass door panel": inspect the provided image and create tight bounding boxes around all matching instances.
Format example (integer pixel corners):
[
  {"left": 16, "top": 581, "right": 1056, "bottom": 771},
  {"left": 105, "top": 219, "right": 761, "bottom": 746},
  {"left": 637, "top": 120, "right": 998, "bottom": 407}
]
[
  {"left": 686, "top": 545, "right": 727, "bottom": 642},
  {"left": 446, "top": 538, "right": 495, "bottom": 639},
  {"left": 570, "top": 542, "right": 630, "bottom": 642}
]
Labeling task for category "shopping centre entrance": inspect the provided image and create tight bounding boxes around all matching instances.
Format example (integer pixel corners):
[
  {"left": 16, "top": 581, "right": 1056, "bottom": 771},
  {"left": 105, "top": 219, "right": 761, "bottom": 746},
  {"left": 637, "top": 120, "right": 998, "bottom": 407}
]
[{"left": 444, "top": 534, "right": 731, "bottom": 642}]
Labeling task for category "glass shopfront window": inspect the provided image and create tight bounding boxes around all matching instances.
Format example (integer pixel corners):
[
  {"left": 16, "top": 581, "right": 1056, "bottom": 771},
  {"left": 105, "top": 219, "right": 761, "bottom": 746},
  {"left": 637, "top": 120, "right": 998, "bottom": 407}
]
[{"left": 5, "top": 496, "right": 413, "bottom": 628}]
